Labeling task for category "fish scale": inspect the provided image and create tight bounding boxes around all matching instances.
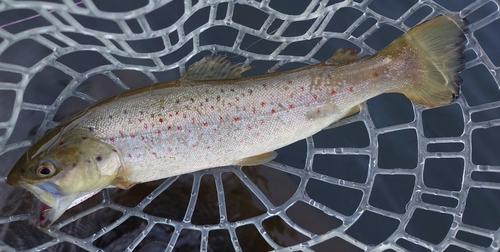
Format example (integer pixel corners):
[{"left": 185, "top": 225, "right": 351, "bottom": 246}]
[{"left": 6, "top": 15, "right": 467, "bottom": 228}]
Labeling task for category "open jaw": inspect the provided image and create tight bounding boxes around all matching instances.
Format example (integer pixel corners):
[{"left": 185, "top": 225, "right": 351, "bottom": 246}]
[{"left": 20, "top": 182, "right": 100, "bottom": 228}]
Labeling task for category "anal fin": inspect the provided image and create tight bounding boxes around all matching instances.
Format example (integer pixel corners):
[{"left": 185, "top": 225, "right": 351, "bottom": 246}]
[
  {"left": 341, "top": 104, "right": 361, "bottom": 119},
  {"left": 235, "top": 151, "right": 278, "bottom": 166}
]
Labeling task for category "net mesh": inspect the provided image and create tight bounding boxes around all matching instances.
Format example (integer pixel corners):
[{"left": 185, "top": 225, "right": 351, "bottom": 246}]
[{"left": 1, "top": 0, "right": 500, "bottom": 251}]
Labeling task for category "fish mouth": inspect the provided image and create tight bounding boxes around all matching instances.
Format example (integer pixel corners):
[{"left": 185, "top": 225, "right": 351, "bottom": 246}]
[{"left": 20, "top": 182, "right": 77, "bottom": 228}]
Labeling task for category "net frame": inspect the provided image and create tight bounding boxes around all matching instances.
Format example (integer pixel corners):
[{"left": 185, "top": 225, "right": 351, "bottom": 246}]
[{"left": 0, "top": 0, "right": 499, "bottom": 251}]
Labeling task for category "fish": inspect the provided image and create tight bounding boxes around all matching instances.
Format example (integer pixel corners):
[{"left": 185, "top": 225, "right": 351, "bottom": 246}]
[{"left": 6, "top": 14, "right": 467, "bottom": 228}]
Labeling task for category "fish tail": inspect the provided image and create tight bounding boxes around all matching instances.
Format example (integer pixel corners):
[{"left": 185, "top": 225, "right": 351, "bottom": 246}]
[{"left": 381, "top": 14, "right": 467, "bottom": 107}]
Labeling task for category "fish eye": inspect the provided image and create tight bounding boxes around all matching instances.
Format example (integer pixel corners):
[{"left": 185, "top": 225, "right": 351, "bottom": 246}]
[{"left": 36, "top": 161, "right": 56, "bottom": 177}]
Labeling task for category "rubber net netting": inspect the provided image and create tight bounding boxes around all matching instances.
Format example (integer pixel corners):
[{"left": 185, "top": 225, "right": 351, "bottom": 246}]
[{"left": 0, "top": 0, "right": 499, "bottom": 251}]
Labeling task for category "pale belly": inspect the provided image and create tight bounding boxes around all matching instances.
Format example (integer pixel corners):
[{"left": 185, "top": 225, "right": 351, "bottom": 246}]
[{"left": 79, "top": 57, "right": 397, "bottom": 183}]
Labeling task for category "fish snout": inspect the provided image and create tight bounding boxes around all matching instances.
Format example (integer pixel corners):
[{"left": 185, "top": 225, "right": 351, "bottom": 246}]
[{"left": 6, "top": 168, "right": 25, "bottom": 186}]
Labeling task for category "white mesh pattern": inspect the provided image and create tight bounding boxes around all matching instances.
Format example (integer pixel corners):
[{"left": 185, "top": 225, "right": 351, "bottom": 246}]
[{"left": 1, "top": 0, "right": 500, "bottom": 251}]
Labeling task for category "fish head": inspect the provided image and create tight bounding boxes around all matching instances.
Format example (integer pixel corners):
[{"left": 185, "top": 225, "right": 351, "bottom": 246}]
[{"left": 7, "top": 128, "right": 123, "bottom": 228}]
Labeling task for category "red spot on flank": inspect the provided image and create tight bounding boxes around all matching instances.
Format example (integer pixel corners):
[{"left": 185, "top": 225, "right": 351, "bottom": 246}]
[
  {"left": 199, "top": 102, "right": 203, "bottom": 107},
  {"left": 167, "top": 147, "right": 172, "bottom": 152},
  {"left": 373, "top": 72, "right": 379, "bottom": 78},
  {"left": 248, "top": 89, "right": 253, "bottom": 94},
  {"left": 123, "top": 110, "right": 127, "bottom": 114},
  {"left": 109, "top": 137, "right": 115, "bottom": 142},
  {"left": 157, "top": 129, "right": 161, "bottom": 134},
  {"left": 206, "top": 146, "right": 211, "bottom": 149},
  {"left": 108, "top": 115, "right": 113, "bottom": 119},
  {"left": 140, "top": 111, "right": 144, "bottom": 115},
  {"left": 175, "top": 100, "right": 180, "bottom": 104},
  {"left": 247, "top": 125, "right": 252, "bottom": 130},
  {"left": 230, "top": 88, "right": 235, "bottom": 92},
  {"left": 235, "top": 97, "right": 239, "bottom": 102},
  {"left": 119, "top": 130, "right": 125, "bottom": 137},
  {"left": 144, "top": 123, "right": 148, "bottom": 129},
  {"left": 138, "top": 119, "right": 143, "bottom": 123},
  {"left": 219, "top": 116, "right": 223, "bottom": 121},
  {"left": 130, "top": 134, "right": 135, "bottom": 138},
  {"left": 312, "top": 94, "right": 318, "bottom": 100},
  {"left": 175, "top": 111, "right": 179, "bottom": 115},
  {"left": 252, "top": 108, "right": 257, "bottom": 114},
  {"left": 151, "top": 123, "right": 155, "bottom": 128},
  {"left": 256, "top": 132, "right": 260, "bottom": 136},
  {"left": 348, "top": 86, "right": 354, "bottom": 92},
  {"left": 169, "top": 113, "right": 173, "bottom": 118},
  {"left": 191, "top": 117, "right": 195, "bottom": 124},
  {"left": 271, "top": 108, "right": 276, "bottom": 114},
  {"left": 167, "top": 125, "right": 172, "bottom": 130},
  {"left": 182, "top": 114, "right": 187, "bottom": 118},
  {"left": 243, "top": 106, "right": 247, "bottom": 111},
  {"left": 228, "top": 102, "right": 232, "bottom": 107},
  {"left": 216, "top": 96, "right": 221, "bottom": 101},
  {"left": 205, "top": 98, "right": 209, "bottom": 102},
  {"left": 289, "top": 104, "right": 294, "bottom": 108},
  {"left": 203, "top": 121, "right": 208, "bottom": 126},
  {"left": 260, "top": 120, "right": 264, "bottom": 124},
  {"left": 261, "top": 102, "right": 266, "bottom": 107},
  {"left": 177, "top": 126, "right": 182, "bottom": 131},
  {"left": 300, "top": 87, "right": 305, "bottom": 91},
  {"left": 141, "top": 136, "right": 145, "bottom": 140},
  {"left": 184, "top": 105, "right": 190, "bottom": 110},
  {"left": 330, "top": 89, "right": 336, "bottom": 95},
  {"left": 127, "top": 153, "right": 132, "bottom": 158},
  {"left": 316, "top": 109, "right": 321, "bottom": 114},
  {"left": 151, "top": 114, "right": 155, "bottom": 118},
  {"left": 210, "top": 105, "right": 215, "bottom": 110},
  {"left": 161, "top": 106, "right": 165, "bottom": 110},
  {"left": 233, "top": 117, "right": 240, "bottom": 122},
  {"left": 190, "top": 98, "right": 194, "bottom": 102},
  {"left": 152, "top": 152, "right": 157, "bottom": 156},
  {"left": 159, "top": 118, "right": 164, "bottom": 123}
]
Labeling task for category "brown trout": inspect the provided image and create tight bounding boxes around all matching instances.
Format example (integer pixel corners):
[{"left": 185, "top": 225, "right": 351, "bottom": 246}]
[{"left": 7, "top": 15, "right": 467, "bottom": 228}]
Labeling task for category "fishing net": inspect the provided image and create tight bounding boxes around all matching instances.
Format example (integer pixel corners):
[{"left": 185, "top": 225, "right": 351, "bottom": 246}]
[{"left": 1, "top": 0, "right": 499, "bottom": 251}]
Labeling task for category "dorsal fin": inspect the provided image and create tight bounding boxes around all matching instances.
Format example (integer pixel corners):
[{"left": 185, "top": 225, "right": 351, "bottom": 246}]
[
  {"left": 183, "top": 55, "right": 252, "bottom": 81},
  {"left": 326, "top": 48, "right": 358, "bottom": 65}
]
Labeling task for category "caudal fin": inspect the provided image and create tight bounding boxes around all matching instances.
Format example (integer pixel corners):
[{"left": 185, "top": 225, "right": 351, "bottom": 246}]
[{"left": 382, "top": 15, "right": 467, "bottom": 107}]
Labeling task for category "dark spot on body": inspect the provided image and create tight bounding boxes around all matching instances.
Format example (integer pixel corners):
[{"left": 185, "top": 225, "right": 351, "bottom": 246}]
[
  {"left": 95, "top": 155, "right": 102, "bottom": 162},
  {"left": 88, "top": 127, "right": 94, "bottom": 132}
]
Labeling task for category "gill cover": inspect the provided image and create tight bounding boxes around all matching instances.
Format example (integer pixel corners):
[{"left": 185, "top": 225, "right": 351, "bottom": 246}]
[{"left": 7, "top": 124, "right": 124, "bottom": 227}]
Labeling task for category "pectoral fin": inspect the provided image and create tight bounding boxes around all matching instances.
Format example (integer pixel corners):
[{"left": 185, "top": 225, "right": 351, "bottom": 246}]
[
  {"left": 235, "top": 151, "right": 278, "bottom": 166},
  {"left": 112, "top": 176, "right": 136, "bottom": 190}
]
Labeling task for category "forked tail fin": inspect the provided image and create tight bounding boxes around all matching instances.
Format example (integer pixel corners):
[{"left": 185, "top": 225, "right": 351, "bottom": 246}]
[{"left": 379, "top": 15, "right": 467, "bottom": 107}]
